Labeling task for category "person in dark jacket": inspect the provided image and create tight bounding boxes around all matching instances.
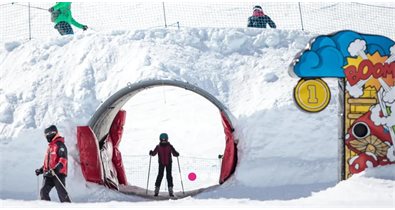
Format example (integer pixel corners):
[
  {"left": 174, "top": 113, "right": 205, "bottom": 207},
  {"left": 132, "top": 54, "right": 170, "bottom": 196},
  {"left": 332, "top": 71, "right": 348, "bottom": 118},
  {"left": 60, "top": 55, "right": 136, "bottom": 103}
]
[
  {"left": 149, "top": 133, "right": 179, "bottom": 197},
  {"left": 48, "top": 2, "right": 88, "bottom": 35},
  {"left": 35, "top": 125, "right": 71, "bottom": 202},
  {"left": 247, "top": 5, "right": 276, "bottom": 29}
]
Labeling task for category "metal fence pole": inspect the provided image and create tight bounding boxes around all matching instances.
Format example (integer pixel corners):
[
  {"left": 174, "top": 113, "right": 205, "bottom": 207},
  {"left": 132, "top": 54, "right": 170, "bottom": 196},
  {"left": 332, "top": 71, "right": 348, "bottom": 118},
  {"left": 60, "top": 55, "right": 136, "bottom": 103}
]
[
  {"left": 338, "top": 78, "right": 346, "bottom": 181},
  {"left": 162, "top": 2, "right": 167, "bottom": 28},
  {"left": 28, "top": 2, "right": 32, "bottom": 40},
  {"left": 298, "top": 2, "right": 304, "bottom": 31}
]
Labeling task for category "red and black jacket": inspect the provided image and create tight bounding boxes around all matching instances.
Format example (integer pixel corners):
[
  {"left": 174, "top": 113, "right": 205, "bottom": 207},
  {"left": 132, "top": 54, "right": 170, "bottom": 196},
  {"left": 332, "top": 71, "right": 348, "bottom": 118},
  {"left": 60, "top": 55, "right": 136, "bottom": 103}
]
[
  {"left": 151, "top": 142, "right": 179, "bottom": 166},
  {"left": 42, "top": 135, "right": 68, "bottom": 176},
  {"left": 247, "top": 10, "right": 276, "bottom": 28}
]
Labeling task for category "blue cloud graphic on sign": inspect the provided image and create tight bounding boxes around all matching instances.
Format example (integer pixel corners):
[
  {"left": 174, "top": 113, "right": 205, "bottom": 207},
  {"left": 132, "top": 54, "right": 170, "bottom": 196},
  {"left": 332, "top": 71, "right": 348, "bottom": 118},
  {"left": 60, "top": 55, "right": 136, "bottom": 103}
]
[{"left": 291, "top": 30, "right": 395, "bottom": 78}]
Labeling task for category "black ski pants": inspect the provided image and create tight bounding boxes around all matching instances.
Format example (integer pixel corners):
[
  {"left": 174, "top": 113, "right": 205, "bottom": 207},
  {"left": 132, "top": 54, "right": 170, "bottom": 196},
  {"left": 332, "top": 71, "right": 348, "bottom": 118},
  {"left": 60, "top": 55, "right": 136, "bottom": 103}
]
[
  {"left": 54, "top": 21, "right": 74, "bottom": 35},
  {"left": 155, "top": 163, "right": 173, "bottom": 188},
  {"left": 40, "top": 174, "right": 71, "bottom": 202}
]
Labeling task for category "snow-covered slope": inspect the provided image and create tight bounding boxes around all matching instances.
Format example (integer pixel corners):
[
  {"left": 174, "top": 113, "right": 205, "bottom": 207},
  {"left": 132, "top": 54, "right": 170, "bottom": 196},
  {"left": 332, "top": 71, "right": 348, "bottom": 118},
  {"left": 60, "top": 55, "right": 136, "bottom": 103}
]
[
  {"left": 0, "top": 27, "right": 394, "bottom": 207},
  {"left": 1, "top": 165, "right": 394, "bottom": 207}
]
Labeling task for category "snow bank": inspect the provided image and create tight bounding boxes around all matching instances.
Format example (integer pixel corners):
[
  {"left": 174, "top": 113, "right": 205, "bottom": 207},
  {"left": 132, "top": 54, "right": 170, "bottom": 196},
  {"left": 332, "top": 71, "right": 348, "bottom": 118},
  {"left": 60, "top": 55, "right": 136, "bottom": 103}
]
[
  {"left": 1, "top": 27, "right": 392, "bottom": 207},
  {"left": 4, "top": 41, "right": 21, "bottom": 52}
]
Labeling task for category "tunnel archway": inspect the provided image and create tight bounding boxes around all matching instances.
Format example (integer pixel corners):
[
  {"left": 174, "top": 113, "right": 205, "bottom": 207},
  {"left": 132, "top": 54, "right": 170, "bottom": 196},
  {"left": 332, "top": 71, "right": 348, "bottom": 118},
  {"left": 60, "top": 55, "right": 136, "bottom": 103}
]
[{"left": 77, "top": 79, "right": 237, "bottom": 198}]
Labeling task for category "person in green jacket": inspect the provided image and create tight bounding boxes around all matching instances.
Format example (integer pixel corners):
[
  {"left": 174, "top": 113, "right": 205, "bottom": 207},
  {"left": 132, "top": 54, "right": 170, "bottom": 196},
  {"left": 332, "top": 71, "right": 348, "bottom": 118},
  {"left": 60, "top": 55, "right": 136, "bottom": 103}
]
[{"left": 48, "top": 2, "right": 88, "bottom": 35}]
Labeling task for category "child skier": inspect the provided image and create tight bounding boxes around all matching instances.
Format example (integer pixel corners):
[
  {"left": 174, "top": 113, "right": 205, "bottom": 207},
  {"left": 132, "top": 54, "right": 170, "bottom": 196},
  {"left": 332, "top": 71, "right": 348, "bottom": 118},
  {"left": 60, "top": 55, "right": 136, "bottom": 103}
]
[
  {"left": 48, "top": 2, "right": 88, "bottom": 35},
  {"left": 149, "top": 133, "right": 180, "bottom": 197},
  {"left": 247, "top": 5, "right": 277, "bottom": 29}
]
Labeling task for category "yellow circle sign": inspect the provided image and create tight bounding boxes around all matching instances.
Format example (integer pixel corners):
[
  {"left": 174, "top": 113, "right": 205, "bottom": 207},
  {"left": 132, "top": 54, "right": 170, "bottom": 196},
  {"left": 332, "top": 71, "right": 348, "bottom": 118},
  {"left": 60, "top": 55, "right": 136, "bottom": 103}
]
[{"left": 294, "top": 78, "right": 331, "bottom": 112}]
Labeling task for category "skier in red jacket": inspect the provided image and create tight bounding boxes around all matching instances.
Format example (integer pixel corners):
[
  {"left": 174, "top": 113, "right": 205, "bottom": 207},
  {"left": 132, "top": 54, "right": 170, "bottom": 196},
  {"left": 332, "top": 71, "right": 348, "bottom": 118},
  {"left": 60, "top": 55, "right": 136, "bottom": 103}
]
[
  {"left": 149, "top": 133, "right": 179, "bottom": 197},
  {"left": 35, "top": 125, "right": 71, "bottom": 202}
]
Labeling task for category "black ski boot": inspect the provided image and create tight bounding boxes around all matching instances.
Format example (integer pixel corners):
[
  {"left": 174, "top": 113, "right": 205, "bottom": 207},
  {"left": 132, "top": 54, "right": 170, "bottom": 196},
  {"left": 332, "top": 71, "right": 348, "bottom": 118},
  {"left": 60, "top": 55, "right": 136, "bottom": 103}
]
[
  {"left": 168, "top": 187, "right": 174, "bottom": 197},
  {"left": 154, "top": 186, "right": 159, "bottom": 196}
]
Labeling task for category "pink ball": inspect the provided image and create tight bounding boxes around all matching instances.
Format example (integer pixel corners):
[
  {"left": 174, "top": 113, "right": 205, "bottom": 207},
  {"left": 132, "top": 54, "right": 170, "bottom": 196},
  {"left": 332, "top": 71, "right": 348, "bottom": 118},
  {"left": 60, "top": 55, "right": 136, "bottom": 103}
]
[{"left": 188, "top": 172, "right": 197, "bottom": 181}]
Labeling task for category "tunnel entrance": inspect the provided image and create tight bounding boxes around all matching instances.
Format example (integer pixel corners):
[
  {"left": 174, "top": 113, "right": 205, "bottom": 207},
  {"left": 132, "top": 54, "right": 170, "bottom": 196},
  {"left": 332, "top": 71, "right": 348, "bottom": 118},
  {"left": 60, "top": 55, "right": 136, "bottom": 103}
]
[{"left": 77, "top": 80, "right": 237, "bottom": 198}]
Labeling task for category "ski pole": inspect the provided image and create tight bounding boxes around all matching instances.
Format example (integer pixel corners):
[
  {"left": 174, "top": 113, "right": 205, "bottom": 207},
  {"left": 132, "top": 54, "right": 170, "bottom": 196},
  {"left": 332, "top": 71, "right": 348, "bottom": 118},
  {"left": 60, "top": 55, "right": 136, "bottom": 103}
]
[
  {"left": 51, "top": 170, "right": 72, "bottom": 202},
  {"left": 176, "top": 157, "right": 185, "bottom": 195},
  {"left": 88, "top": 27, "right": 98, "bottom": 32},
  {"left": 11, "top": 2, "right": 47, "bottom": 11},
  {"left": 37, "top": 175, "right": 40, "bottom": 200},
  {"left": 146, "top": 155, "right": 152, "bottom": 195}
]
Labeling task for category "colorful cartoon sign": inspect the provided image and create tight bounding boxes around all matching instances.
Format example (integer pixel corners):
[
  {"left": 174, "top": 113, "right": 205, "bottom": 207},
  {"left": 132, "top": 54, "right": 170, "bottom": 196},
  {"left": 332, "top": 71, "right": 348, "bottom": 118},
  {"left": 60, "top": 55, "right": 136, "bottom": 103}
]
[{"left": 290, "top": 30, "right": 395, "bottom": 179}]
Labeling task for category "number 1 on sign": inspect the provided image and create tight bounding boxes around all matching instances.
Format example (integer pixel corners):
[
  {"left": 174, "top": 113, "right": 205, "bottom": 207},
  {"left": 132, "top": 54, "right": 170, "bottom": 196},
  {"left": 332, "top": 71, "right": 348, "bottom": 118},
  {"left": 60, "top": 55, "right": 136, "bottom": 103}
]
[
  {"left": 307, "top": 85, "right": 318, "bottom": 103},
  {"left": 294, "top": 78, "right": 330, "bottom": 112}
]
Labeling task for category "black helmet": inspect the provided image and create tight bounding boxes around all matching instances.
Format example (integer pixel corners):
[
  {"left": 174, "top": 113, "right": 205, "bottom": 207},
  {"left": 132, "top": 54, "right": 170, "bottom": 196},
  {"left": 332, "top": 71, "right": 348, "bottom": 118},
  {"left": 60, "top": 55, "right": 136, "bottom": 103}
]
[
  {"left": 253, "top": 5, "right": 262, "bottom": 10},
  {"left": 159, "top": 133, "right": 168, "bottom": 141},
  {"left": 44, "top": 125, "right": 58, "bottom": 142}
]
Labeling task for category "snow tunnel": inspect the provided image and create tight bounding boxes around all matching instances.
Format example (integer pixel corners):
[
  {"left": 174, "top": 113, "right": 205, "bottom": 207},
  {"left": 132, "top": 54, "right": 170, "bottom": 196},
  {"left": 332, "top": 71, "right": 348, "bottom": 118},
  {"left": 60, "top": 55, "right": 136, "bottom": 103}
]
[{"left": 77, "top": 80, "right": 237, "bottom": 198}]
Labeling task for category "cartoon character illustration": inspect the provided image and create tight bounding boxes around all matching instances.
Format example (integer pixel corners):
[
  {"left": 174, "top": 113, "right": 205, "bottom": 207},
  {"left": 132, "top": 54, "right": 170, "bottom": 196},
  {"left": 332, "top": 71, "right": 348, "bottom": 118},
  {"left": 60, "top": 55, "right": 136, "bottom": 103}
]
[
  {"left": 343, "top": 40, "right": 395, "bottom": 177},
  {"left": 345, "top": 100, "right": 394, "bottom": 175},
  {"left": 290, "top": 30, "right": 395, "bottom": 179}
]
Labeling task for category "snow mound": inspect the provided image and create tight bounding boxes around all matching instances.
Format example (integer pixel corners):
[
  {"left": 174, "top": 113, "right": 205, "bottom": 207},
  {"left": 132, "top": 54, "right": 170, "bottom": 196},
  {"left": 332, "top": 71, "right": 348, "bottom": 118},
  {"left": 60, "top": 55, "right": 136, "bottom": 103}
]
[
  {"left": 1, "top": 28, "right": 392, "bottom": 207},
  {"left": 4, "top": 41, "right": 21, "bottom": 52}
]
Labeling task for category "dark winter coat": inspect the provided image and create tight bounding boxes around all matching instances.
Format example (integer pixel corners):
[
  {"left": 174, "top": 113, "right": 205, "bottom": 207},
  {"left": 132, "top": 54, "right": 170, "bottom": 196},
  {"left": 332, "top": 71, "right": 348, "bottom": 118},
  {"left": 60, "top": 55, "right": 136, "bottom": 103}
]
[
  {"left": 151, "top": 142, "right": 179, "bottom": 166},
  {"left": 42, "top": 136, "right": 68, "bottom": 176},
  {"left": 247, "top": 10, "right": 276, "bottom": 28}
]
